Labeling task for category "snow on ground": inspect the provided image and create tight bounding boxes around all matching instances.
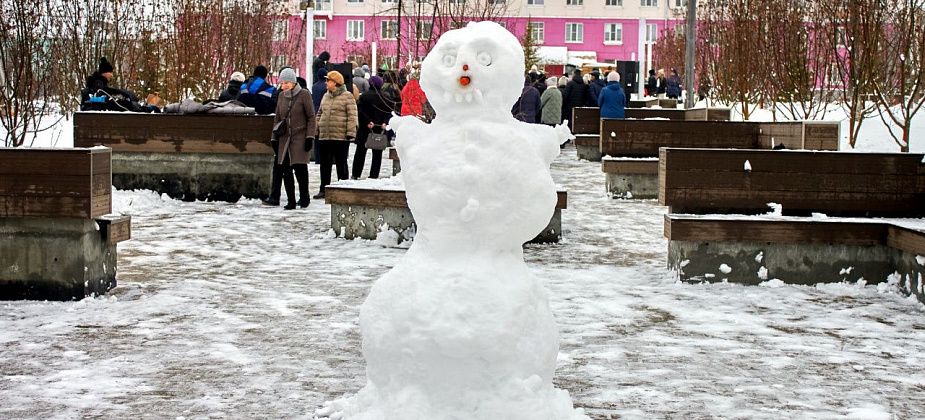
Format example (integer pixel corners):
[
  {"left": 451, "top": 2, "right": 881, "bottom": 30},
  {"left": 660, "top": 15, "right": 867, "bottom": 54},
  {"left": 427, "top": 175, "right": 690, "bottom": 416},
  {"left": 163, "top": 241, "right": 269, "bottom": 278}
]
[{"left": 1, "top": 146, "right": 923, "bottom": 419}]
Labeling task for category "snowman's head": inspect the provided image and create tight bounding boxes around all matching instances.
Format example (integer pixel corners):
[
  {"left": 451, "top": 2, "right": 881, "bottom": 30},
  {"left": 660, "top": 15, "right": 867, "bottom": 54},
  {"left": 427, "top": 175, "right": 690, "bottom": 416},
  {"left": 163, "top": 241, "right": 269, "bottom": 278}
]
[{"left": 420, "top": 21, "right": 525, "bottom": 116}]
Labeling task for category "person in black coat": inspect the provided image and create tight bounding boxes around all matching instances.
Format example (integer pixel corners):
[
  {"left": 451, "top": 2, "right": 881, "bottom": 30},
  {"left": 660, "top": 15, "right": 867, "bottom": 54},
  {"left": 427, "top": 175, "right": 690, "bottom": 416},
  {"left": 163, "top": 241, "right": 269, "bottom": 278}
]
[
  {"left": 80, "top": 57, "right": 137, "bottom": 111},
  {"left": 511, "top": 75, "right": 541, "bottom": 123},
  {"left": 238, "top": 65, "right": 277, "bottom": 115},
  {"left": 561, "top": 70, "right": 589, "bottom": 129},
  {"left": 312, "top": 51, "right": 331, "bottom": 79},
  {"left": 587, "top": 71, "right": 606, "bottom": 106},
  {"left": 352, "top": 76, "right": 392, "bottom": 179},
  {"left": 645, "top": 69, "right": 657, "bottom": 97},
  {"left": 218, "top": 72, "right": 245, "bottom": 102}
]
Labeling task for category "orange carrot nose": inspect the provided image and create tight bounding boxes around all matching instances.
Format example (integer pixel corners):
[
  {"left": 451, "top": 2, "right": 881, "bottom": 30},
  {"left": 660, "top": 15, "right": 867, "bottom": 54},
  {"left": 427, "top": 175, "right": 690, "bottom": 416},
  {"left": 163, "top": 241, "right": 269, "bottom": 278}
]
[{"left": 459, "top": 76, "right": 471, "bottom": 86}]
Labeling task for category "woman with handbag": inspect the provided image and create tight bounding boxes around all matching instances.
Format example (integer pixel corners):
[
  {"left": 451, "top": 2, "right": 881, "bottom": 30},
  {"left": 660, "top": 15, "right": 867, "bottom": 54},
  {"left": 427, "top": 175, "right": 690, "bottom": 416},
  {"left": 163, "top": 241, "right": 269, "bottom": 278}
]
[
  {"left": 352, "top": 76, "right": 392, "bottom": 179},
  {"left": 273, "top": 68, "right": 316, "bottom": 209}
]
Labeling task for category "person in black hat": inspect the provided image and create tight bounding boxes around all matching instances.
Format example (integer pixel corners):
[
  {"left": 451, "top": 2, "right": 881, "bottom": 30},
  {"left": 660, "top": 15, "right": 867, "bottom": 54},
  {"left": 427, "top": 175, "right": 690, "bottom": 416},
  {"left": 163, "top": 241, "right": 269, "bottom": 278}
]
[
  {"left": 238, "top": 65, "right": 277, "bottom": 115},
  {"left": 80, "top": 57, "right": 137, "bottom": 110}
]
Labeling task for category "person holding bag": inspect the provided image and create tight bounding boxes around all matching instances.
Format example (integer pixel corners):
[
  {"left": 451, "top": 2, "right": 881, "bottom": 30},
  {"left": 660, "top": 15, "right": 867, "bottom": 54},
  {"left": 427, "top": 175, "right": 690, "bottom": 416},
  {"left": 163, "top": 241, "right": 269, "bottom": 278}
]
[
  {"left": 273, "top": 67, "right": 316, "bottom": 209},
  {"left": 352, "top": 76, "right": 392, "bottom": 179}
]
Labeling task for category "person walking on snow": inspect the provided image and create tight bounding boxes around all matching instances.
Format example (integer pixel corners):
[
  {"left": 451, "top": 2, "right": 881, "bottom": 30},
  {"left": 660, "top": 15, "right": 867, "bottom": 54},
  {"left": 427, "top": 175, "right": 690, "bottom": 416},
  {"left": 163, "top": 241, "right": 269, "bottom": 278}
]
[{"left": 314, "top": 70, "right": 358, "bottom": 199}]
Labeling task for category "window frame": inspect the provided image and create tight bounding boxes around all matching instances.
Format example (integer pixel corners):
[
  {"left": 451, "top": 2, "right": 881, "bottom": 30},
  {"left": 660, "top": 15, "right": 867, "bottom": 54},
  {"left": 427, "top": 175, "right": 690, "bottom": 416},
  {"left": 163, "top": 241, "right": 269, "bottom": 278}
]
[
  {"left": 347, "top": 20, "right": 365, "bottom": 41},
  {"left": 565, "top": 22, "right": 583, "bottom": 43},
  {"left": 604, "top": 22, "right": 622, "bottom": 45}
]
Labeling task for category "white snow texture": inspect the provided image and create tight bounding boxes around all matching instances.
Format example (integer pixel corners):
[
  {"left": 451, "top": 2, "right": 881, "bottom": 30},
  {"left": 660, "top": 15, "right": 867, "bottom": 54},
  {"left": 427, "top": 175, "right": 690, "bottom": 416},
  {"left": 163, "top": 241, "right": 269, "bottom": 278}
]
[{"left": 319, "top": 21, "right": 587, "bottom": 420}]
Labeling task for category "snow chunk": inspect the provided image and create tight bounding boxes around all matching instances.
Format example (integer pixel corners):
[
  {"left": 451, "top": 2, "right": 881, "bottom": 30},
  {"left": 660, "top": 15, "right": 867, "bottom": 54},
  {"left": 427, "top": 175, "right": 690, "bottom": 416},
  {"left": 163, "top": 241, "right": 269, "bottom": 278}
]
[
  {"left": 754, "top": 251, "right": 764, "bottom": 263},
  {"left": 719, "top": 264, "right": 732, "bottom": 274},
  {"left": 760, "top": 279, "right": 786, "bottom": 288},
  {"left": 766, "top": 202, "right": 782, "bottom": 216},
  {"left": 743, "top": 160, "right": 752, "bottom": 171},
  {"left": 916, "top": 255, "right": 925, "bottom": 266},
  {"left": 757, "top": 266, "right": 768, "bottom": 280}
]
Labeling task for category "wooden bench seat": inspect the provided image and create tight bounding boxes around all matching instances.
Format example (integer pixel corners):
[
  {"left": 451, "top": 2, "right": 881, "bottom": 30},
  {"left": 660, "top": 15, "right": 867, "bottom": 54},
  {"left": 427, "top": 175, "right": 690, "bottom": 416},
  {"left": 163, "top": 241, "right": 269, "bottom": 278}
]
[
  {"left": 326, "top": 185, "right": 568, "bottom": 244},
  {"left": 0, "top": 147, "right": 130, "bottom": 300},
  {"left": 659, "top": 147, "right": 925, "bottom": 303},
  {"left": 73, "top": 112, "right": 275, "bottom": 202}
]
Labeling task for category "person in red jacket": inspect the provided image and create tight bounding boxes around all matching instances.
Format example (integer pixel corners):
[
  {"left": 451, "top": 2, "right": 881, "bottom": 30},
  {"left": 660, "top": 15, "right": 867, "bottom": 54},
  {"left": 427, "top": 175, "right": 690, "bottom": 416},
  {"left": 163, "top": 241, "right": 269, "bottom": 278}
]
[{"left": 400, "top": 74, "right": 428, "bottom": 119}]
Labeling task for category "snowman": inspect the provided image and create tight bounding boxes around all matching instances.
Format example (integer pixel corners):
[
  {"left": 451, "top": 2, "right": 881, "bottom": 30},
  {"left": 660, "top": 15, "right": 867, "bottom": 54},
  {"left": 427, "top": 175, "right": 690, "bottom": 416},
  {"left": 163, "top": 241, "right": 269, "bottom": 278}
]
[{"left": 317, "top": 21, "right": 586, "bottom": 420}]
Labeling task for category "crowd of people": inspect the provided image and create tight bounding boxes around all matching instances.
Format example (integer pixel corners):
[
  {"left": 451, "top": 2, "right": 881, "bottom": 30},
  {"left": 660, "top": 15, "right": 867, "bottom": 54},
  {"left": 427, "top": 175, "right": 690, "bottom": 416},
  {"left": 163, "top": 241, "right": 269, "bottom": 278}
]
[{"left": 81, "top": 55, "right": 692, "bottom": 210}]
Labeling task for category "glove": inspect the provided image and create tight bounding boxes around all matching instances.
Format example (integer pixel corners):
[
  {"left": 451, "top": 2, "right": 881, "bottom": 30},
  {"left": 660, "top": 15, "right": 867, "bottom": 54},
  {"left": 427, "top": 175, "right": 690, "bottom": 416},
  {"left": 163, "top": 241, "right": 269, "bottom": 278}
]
[{"left": 304, "top": 137, "right": 314, "bottom": 152}]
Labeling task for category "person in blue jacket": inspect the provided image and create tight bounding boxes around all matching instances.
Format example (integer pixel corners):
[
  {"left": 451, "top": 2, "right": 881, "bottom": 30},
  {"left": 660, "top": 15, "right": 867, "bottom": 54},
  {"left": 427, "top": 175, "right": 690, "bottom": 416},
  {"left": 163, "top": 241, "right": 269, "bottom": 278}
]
[
  {"left": 597, "top": 71, "right": 626, "bottom": 119},
  {"left": 237, "top": 65, "right": 277, "bottom": 115}
]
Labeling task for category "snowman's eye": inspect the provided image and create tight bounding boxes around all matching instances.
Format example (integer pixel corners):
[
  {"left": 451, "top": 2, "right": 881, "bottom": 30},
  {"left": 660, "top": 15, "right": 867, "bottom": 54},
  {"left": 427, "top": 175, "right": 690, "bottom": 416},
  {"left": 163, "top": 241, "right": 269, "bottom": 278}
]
[
  {"left": 442, "top": 55, "right": 456, "bottom": 67},
  {"left": 476, "top": 52, "right": 492, "bottom": 66}
]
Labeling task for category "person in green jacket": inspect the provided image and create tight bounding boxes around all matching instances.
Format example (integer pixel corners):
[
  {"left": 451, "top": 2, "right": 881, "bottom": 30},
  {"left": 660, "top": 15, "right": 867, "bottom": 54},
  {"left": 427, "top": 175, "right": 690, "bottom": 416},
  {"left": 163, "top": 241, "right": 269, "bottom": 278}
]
[{"left": 539, "top": 76, "right": 563, "bottom": 126}]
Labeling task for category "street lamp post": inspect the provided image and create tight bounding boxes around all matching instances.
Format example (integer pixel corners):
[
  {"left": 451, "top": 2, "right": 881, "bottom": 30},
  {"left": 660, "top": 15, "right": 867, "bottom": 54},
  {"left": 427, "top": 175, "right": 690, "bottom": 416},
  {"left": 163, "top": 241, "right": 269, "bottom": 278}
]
[{"left": 301, "top": 0, "right": 315, "bottom": 85}]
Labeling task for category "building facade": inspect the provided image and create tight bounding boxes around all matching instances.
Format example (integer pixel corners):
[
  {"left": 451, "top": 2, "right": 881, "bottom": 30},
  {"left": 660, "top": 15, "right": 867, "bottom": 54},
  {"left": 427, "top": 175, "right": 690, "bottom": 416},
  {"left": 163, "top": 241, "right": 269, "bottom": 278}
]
[{"left": 272, "top": 0, "right": 685, "bottom": 78}]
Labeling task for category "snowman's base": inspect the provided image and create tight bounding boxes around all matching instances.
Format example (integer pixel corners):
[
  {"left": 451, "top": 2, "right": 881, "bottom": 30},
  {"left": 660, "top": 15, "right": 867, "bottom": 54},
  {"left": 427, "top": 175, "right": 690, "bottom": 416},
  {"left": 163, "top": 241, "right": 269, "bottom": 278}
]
[
  {"left": 326, "top": 185, "right": 566, "bottom": 244},
  {"left": 315, "top": 378, "right": 589, "bottom": 420}
]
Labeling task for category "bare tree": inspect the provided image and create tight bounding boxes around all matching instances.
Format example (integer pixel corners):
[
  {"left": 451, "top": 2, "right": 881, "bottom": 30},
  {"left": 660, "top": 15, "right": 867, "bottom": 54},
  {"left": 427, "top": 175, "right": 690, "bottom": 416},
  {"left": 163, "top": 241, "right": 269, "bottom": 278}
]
[
  {"left": 0, "top": 0, "right": 58, "bottom": 147},
  {"left": 871, "top": 0, "right": 925, "bottom": 152},
  {"left": 821, "top": 0, "right": 886, "bottom": 148}
]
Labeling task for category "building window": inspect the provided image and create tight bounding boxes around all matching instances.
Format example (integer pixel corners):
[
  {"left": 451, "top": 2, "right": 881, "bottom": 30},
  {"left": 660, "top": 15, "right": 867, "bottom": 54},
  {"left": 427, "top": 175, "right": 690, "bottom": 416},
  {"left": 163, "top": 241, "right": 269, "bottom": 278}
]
[
  {"left": 347, "top": 20, "right": 365, "bottom": 41},
  {"left": 272, "top": 20, "right": 288, "bottom": 41},
  {"left": 381, "top": 0, "right": 397, "bottom": 2},
  {"left": 604, "top": 23, "right": 622, "bottom": 44},
  {"left": 529, "top": 22, "right": 544, "bottom": 43},
  {"left": 381, "top": 20, "right": 398, "bottom": 40},
  {"left": 314, "top": 20, "right": 327, "bottom": 39},
  {"left": 674, "top": 23, "right": 685, "bottom": 36},
  {"left": 448, "top": 0, "right": 466, "bottom": 3},
  {"left": 606, "top": 0, "right": 622, "bottom": 5},
  {"left": 314, "top": 0, "right": 332, "bottom": 11},
  {"left": 488, "top": 0, "right": 504, "bottom": 4},
  {"left": 641, "top": 0, "right": 657, "bottom": 6},
  {"left": 646, "top": 23, "right": 657, "bottom": 43},
  {"left": 379, "top": 56, "right": 397, "bottom": 70},
  {"left": 566, "top": 0, "right": 583, "bottom": 5},
  {"left": 527, "top": 0, "right": 544, "bottom": 4},
  {"left": 417, "top": 21, "right": 433, "bottom": 40},
  {"left": 347, "top": 0, "right": 363, "bottom": 3},
  {"left": 565, "top": 23, "right": 583, "bottom": 43},
  {"left": 674, "top": 0, "right": 685, "bottom": 6}
]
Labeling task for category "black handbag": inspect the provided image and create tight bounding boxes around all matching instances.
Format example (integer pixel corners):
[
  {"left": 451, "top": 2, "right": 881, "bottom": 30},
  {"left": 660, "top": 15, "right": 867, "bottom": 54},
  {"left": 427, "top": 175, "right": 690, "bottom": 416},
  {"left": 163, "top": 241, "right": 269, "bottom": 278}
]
[{"left": 365, "top": 130, "right": 388, "bottom": 151}]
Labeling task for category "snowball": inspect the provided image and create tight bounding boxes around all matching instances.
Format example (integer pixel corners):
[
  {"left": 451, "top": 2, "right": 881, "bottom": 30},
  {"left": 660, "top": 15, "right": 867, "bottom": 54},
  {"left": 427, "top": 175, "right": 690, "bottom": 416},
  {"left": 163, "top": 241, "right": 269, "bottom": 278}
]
[
  {"left": 719, "top": 264, "right": 732, "bottom": 274},
  {"left": 757, "top": 266, "right": 768, "bottom": 280},
  {"left": 754, "top": 252, "right": 763, "bottom": 263}
]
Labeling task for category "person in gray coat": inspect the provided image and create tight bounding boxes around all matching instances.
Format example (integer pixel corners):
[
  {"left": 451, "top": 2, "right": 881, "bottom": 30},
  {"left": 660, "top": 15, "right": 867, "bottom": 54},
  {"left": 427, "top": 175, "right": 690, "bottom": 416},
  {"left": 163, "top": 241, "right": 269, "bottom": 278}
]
[
  {"left": 274, "top": 67, "right": 317, "bottom": 209},
  {"left": 539, "top": 76, "right": 563, "bottom": 126},
  {"left": 353, "top": 68, "right": 370, "bottom": 95}
]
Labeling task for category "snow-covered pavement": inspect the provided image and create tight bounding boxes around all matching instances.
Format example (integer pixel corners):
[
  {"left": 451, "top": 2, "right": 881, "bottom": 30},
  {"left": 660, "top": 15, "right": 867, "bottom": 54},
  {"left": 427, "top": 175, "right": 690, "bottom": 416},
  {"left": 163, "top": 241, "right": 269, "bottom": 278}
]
[{"left": 1, "top": 147, "right": 923, "bottom": 419}]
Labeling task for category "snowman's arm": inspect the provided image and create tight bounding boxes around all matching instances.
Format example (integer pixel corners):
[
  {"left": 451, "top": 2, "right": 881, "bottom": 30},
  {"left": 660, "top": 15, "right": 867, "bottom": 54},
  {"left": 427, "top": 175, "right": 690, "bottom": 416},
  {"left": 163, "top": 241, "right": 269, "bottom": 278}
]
[
  {"left": 388, "top": 114, "right": 427, "bottom": 148},
  {"left": 517, "top": 120, "right": 573, "bottom": 165}
]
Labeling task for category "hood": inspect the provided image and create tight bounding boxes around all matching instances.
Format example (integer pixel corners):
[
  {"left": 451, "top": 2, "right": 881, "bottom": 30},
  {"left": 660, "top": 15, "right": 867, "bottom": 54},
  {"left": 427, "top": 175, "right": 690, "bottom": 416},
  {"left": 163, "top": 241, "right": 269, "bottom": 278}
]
[
  {"left": 353, "top": 68, "right": 365, "bottom": 78},
  {"left": 605, "top": 81, "right": 623, "bottom": 91}
]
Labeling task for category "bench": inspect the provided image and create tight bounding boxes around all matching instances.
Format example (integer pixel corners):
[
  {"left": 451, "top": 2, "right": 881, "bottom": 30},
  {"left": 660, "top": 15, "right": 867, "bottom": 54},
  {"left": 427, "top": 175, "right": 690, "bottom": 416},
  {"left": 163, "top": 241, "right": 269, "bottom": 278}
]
[
  {"left": 571, "top": 107, "right": 601, "bottom": 161},
  {"left": 601, "top": 120, "right": 840, "bottom": 198},
  {"left": 73, "top": 112, "right": 275, "bottom": 202},
  {"left": 658, "top": 147, "right": 925, "bottom": 304},
  {"left": 658, "top": 98, "right": 680, "bottom": 108},
  {"left": 0, "top": 147, "right": 131, "bottom": 300},
  {"left": 326, "top": 183, "right": 568, "bottom": 244},
  {"left": 627, "top": 98, "right": 658, "bottom": 108}
]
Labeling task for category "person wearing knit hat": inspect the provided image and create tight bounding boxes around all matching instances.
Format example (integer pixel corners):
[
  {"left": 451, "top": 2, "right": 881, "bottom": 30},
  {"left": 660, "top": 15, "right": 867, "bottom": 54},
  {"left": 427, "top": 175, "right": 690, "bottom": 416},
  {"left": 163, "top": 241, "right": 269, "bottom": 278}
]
[
  {"left": 238, "top": 64, "right": 277, "bottom": 115},
  {"left": 314, "top": 69, "right": 358, "bottom": 198},
  {"left": 268, "top": 65, "right": 316, "bottom": 209},
  {"left": 80, "top": 57, "right": 137, "bottom": 110},
  {"left": 218, "top": 71, "right": 247, "bottom": 102}
]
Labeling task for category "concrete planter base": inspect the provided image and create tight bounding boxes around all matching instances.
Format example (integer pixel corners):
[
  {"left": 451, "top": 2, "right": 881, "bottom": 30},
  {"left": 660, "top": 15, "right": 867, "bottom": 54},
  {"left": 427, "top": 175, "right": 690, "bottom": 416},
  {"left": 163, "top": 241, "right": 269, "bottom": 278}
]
[
  {"left": 0, "top": 218, "right": 118, "bottom": 300},
  {"left": 574, "top": 134, "right": 601, "bottom": 162},
  {"left": 112, "top": 152, "right": 273, "bottom": 202}
]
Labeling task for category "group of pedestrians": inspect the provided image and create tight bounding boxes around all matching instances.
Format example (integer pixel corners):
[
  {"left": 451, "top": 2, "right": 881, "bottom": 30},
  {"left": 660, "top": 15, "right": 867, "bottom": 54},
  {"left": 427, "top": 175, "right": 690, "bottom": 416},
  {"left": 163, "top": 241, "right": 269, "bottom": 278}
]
[
  {"left": 512, "top": 67, "right": 628, "bottom": 129},
  {"left": 232, "top": 53, "right": 433, "bottom": 210},
  {"left": 644, "top": 68, "right": 683, "bottom": 100}
]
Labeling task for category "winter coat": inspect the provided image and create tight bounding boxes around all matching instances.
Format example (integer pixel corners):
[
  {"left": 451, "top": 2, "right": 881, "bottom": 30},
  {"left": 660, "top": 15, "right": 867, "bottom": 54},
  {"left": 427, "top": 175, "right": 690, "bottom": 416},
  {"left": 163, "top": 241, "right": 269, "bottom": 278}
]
[
  {"left": 381, "top": 83, "right": 403, "bottom": 114},
  {"left": 274, "top": 85, "right": 316, "bottom": 165},
  {"left": 511, "top": 83, "right": 541, "bottom": 123},
  {"left": 588, "top": 79, "right": 606, "bottom": 107},
  {"left": 312, "top": 52, "right": 330, "bottom": 78},
  {"left": 238, "top": 76, "right": 277, "bottom": 115},
  {"left": 311, "top": 81, "right": 326, "bottom": 113},
  {"left": 666, "top": 75, "right": 682, "bottom": 98},
  {"left": 597, "top": 81, "right": 626, "bottom": 119},
  {"left": 400, "top": 79, "right": 427, "bottom": 117},
  {"left": 164, "top": 99, "right": 254, "bottom": 114},
  {"left": 645, "top": 75, "right": 658, "bottom": 97},
  {"left": 353, "top": 69, "right": 370, "bottom": 94},
  {"left": 356, "top": 86, "right": 394, "bottom": 146},
  {"left": 80, "top": 72, "right": 137, "bottom": 111},
  {"left": 317, "top": 85, "right": 358, "bottom": 141},
  {"left": 218, "top": 79, "right": 243, "bottom": 102},
  {"left": 562, "top": 75, "right": 590, "bottom": 124},
  {"left": 657, "top": 76, "right": 667, "bottom": 95},
  {"left": 539, "top": 86, "right": 563, "bottom": 125}
]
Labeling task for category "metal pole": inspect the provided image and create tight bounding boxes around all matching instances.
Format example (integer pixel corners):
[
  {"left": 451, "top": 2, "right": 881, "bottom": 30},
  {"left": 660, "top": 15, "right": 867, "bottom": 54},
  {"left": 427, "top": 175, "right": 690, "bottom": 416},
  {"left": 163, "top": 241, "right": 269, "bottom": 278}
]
[
  {"left": 684, "top": 0, "right": 697, "bottom": 108},
  {"left": 305, "top": 6, "right": 315, "bottom": 86}
]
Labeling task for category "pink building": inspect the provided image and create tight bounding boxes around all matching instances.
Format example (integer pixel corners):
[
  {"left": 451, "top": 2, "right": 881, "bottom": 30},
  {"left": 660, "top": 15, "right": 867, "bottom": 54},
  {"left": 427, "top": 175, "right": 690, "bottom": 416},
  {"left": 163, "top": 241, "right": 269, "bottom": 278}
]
[{"left": 270, "top": 0, "right": 685, "bottom": 80}]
